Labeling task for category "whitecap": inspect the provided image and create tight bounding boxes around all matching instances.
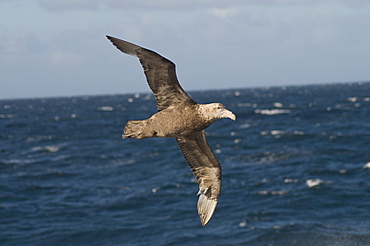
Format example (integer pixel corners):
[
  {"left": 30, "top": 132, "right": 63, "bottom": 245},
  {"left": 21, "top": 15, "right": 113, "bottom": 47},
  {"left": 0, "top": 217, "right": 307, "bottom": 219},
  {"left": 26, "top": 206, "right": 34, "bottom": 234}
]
[
  {"left": 363, "top": 162, "right": 370, "bottom": 169},
  {"left": 0, "top": 114, "right": 13, "bottom": 119},
  {"left": 239, "top": 123, "right": 251, "bottom": 129},
  {"left": 274, "top": 102, "right": 283, "bottom": 108},
  {"left": 293, "top": 131, "right": 305, "bottom": 135},
  {"left": 339, "top": 169, "right": 347, "bottom": 174},
  {"left": 255, "top": 109, "right": 290, "bottom": 115},
  {"left": 31, "top": 146, "right": 60, "bottom": 153},
  {"left": 270, "top": 130, "right": 285, "bottom": 135},
  {"left": 347, "top": 97, "right": 358, "bottom": 102},
  {"left": 97, "top": 106, "right": 114, "bottom": 111},
  {"left": 272, "top": 225, "right": 282, "bottom": 229},
  {"left": 234, "top": 138, "right": 241, "bottom": 143},
  {"left": 258, "top": 190, "right": 286, "bottom": 195},
  {"left": 239, "top": 220, "right": 247, "bottom": 227},
  {"left": 45, "top": 146, "right": 60, "bottom": 152},
  {"left": 237, "top": 103, "right": 252, "bottom": 107},
  {"left": 4, "top": 159, "right": 35, "bottom": 165},
  {"left": 306, "top": 179, "right": 324, "bottom": 188},
  {"left": 284, "top": 178, "right": 299, "bottom": 183}
]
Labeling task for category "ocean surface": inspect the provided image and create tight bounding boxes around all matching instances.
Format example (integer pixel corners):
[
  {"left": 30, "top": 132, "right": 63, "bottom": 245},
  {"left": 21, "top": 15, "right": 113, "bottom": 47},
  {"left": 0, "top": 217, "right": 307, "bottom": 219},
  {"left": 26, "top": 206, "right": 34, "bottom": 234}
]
[{"left": 1, "top": 82, "right": 370, "bottom": 246}]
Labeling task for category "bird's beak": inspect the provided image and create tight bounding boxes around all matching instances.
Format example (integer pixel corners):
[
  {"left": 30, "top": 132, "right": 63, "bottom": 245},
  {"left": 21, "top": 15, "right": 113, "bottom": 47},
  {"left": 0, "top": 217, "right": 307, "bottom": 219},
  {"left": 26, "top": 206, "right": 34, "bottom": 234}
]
[{"left": 222, "top": 109, "right": 236, "bottom": 121}]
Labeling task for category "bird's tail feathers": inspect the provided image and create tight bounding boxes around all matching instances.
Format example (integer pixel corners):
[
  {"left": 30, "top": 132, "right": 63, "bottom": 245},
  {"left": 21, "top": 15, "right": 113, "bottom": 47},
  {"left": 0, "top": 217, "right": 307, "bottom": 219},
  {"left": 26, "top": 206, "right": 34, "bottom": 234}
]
[{"left": 197, "top": 193, "right": 218, "bottom": 226}]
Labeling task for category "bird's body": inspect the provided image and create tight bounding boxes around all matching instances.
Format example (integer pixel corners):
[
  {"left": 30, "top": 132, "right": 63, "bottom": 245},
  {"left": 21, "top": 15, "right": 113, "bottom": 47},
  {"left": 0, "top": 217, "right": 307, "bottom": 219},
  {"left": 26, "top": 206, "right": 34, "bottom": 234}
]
[
  {"left": 123, "top": 102, "right": 225, "bottom": 139},
  {"left": 107, "top": 35, "right": 235, "bottom": 226}
]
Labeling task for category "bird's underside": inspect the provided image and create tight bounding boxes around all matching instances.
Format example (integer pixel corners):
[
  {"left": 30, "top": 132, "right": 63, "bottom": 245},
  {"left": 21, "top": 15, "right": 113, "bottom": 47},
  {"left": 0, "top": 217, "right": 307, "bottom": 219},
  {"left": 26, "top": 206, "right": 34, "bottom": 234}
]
[
  {"left": 122, "top": 103, "right": 213, "bottom": 139},
  {"left": 106, "top": 35, "right": 235, "bottom": 226}
]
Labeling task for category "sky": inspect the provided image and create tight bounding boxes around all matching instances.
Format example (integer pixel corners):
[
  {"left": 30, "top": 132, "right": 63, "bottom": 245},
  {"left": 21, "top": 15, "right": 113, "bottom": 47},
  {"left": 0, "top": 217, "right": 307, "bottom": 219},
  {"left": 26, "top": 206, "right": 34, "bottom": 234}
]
[{"left": 1, "top": 0, "right": 370, "bottom": 99}]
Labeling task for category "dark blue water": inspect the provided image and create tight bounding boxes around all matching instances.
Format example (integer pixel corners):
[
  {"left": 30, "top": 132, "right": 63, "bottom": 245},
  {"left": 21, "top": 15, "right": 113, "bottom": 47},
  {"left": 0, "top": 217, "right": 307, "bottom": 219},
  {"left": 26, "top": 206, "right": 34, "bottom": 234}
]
[{"left": 1, "top": 82, "right": 370, "bottom": 245}]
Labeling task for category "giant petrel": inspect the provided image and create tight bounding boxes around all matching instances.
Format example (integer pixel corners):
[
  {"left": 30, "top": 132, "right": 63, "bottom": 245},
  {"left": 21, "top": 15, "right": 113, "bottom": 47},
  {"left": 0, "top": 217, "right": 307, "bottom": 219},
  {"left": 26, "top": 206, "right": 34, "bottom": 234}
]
[{"left": 107, "top": 36, "right": 236, "bottom": 226}]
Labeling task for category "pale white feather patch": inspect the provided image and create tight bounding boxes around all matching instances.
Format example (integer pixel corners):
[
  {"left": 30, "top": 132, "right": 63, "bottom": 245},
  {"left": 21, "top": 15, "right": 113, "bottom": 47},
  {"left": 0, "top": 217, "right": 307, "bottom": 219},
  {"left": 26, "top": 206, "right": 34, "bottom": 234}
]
[{"left": 197, "top": 194, "right": 218, "bottom": 226}]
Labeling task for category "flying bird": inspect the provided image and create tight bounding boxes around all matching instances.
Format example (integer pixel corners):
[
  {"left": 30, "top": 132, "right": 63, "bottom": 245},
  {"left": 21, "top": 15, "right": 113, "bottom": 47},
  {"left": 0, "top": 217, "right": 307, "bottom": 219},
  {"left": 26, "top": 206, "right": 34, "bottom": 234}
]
[{"left": 106, "top": 35, "right": 236, "bottom": 226}]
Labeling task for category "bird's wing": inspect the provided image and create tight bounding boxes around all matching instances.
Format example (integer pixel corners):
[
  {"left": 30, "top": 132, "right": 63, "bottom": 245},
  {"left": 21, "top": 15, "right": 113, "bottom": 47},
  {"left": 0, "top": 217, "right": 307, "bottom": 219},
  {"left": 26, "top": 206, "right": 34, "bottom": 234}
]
[
  {"left": 176, "top": 131, "right": 221, "bottom": 226},
  {"left": 106, "top": 35, "right": 195, "bottom": 111}
]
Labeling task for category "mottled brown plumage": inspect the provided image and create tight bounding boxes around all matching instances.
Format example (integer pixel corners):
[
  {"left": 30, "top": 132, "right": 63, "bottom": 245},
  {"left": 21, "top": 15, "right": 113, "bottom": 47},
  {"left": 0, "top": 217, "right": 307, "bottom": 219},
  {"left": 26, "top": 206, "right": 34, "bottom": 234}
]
[{"left": 107, "top": 35, "right": 235, "bottom": 226}]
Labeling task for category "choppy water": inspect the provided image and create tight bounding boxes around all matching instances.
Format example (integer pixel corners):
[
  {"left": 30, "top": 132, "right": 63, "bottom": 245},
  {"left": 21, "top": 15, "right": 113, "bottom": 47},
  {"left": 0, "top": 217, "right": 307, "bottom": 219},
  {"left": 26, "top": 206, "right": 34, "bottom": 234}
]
[{"left": 1, "top": 82, "right": 370, "bottom": 245}]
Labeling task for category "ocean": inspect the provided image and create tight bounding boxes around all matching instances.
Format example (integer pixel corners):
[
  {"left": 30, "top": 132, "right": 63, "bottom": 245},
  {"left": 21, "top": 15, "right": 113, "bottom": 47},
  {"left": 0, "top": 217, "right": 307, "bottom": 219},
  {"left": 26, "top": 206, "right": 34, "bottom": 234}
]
[{"left": 1, "top": 82, "right": 370, "bottom": 246}]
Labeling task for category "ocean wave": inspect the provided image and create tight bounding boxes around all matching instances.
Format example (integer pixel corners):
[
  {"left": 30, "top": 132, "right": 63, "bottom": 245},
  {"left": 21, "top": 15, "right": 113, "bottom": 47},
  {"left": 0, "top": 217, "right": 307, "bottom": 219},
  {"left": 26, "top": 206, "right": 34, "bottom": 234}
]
[
  {"left": 31, "top": 145, "right": 61, "bottom": 153},
  {"left": 255, "top": 109, "right": 291, "bottom": 115},
  {"left": 2, "top": 83, "right": 370, "bottom": 245},
  {"left": 260, "top": 130, "right": 286, "bottom": 136},
  {"left": 363, "top": 162, "right": 370, "bottom": 169},
  {"left": 96, "top": 106, "right": 114, "bottom": 111},
  {"left": 260, "top": 130, "right": 306, "bottom": 136},
  {"left": 0, "top": 114, "right": 14, "bottom": 119},
  {"left": 306, "top": 179, "right": 328, "bottom": 188},
  {"left": 258, "top": 190, "right": 287, "bottom": 195}
]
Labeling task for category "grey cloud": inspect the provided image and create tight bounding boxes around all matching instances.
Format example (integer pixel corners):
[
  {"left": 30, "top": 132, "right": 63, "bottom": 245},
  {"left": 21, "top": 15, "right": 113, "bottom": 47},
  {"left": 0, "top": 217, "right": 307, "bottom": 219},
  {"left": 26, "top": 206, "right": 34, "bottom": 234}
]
[
  {"left": 102, "top": 0, "right": 370, "bottom": 11},
  {"left": 39, "top": 0, "right": 100, "bottom": 12},
  {"left": 2, "top": 0, "right": 370, "bottom": 99},
  {"left": 36, "top": 0, "right": 370, "bottom": 12},
  {"left": 0, "top": 31, "right": 45, "bottom": 59}
]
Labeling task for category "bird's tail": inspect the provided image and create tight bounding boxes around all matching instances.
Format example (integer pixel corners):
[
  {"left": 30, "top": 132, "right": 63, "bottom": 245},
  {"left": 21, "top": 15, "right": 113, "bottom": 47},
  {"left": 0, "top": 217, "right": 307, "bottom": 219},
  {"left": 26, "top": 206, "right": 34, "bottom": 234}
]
[
  {"left": 122, "top": 120, "right": 146, "bottom": 139},
  {"left": 197, "top": 194, "right": 218, "bottom": 226}
]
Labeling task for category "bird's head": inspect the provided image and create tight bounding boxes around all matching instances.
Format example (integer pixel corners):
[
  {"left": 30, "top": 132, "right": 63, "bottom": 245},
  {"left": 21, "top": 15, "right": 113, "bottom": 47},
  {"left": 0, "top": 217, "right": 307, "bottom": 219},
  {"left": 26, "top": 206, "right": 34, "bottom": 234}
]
[{"left": 200, "top": 103, "right": 236, "bottom": 121}]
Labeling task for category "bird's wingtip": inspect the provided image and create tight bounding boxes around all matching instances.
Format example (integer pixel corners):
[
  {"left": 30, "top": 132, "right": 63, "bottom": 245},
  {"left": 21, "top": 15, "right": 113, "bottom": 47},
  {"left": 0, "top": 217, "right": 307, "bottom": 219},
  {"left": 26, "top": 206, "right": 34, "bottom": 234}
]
[
  {"left": 106, "top": 35, "right": 115, "bottom": 40},
  {"left": 197, "top": 194, "right": 218, "bottom": 226},
  {"left": 105, "top": 35, "right": 139, "bottom": 57}
]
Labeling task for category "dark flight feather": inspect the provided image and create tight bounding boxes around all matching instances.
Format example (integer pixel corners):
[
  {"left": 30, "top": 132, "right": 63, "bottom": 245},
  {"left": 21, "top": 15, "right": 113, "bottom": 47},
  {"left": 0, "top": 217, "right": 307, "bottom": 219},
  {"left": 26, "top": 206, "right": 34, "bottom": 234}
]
[{"left": 106, "top": 36, "right": 195, "bottom": 111}]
